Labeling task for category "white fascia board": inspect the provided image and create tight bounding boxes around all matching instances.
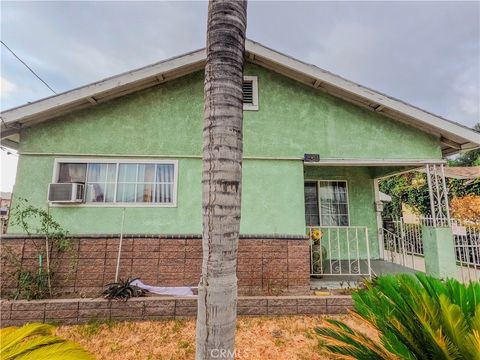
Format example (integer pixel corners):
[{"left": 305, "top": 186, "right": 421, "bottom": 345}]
[
  {"left": 0, "top": 49, "right": 206, "bottom": 125},
  {"left": 0, "top": 137, "right": 19, "bottom": 150},
  {"left": 245, "top": 40, "right": 480, "bottom": 146}
]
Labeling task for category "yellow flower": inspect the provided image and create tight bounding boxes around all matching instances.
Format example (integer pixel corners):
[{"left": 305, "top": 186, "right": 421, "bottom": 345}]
[{"left": 311, "top": 229, "right": 322, "bottom": 240}]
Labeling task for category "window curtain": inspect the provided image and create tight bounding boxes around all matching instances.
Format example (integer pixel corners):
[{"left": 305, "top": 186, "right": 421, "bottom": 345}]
[
  {"left": 85, "top": 163, "right": 116, "bottom": 203},
  {"left": 319, "top": 181, "right": 348, "bottom": 226},
  {"left": 156, "top": 164, "right": 174, "bottom": 203},
  {"left": 58, "top": 163, "right": 86, "bottom": 183},
  {"left": 304, "top": 181, "right": 349, "bottom": 227},
  {"left": 57, "top": 162, "right": 175, "bottom": 204}
]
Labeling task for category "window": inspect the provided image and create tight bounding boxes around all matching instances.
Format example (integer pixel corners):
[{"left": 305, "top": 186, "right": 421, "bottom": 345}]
[
  {"left": 243, "top": 76, "right": 258, "bottom": 111},
  {"left": 86, "top": 163, "right": 116, "bottom": 203},
  {"left": 304, "top": 182, "right": 320, "bottom": 226},
  {"left": 53, "top": 159, "right": 177, "bottom": 206},
  {"left": 304, "top": 181, "right": 349, "bottom": 226}
]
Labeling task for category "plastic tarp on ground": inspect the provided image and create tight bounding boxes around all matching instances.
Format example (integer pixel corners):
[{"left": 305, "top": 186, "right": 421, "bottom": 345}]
[{"left": 131, "top": 279, "right": 195, "bottom": 297}]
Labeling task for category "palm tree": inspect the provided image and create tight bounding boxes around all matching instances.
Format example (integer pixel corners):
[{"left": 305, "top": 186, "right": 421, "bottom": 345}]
[
  {"left": 195, "top": 0, "right": 248, "bottom": 359},
  {"left": 1, "top": 323, "right": 93, "bottom": 359},
  {"left": 316, "top": 274, "right": 480, "bottom": 359}
]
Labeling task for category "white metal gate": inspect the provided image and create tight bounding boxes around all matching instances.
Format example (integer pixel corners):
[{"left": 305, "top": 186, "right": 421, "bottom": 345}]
[{"left": 382, "top": 218, "right": 480, "bottom": 282}]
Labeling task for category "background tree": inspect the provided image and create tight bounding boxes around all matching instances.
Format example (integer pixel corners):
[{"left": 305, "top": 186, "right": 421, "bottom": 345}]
[
  {"left": 381, "top": 173, "right": 480, "bottom": 220},
  {"left": 381, "top": 122, "right": 480, "bottom": 220},
  {"left": 448, "top": 123, "right": 480, "bottom": 167},
  {"left": 195, "top": 1, "right": 248, "bottom": 359}
]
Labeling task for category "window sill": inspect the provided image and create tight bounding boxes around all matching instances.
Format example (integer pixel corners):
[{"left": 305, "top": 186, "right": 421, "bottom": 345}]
[
  {"left": 243, "top": 104, "right": 259, "bottom": 111},
  {"left": 48, "top": 202, "right": 177, "bottom": 208}
]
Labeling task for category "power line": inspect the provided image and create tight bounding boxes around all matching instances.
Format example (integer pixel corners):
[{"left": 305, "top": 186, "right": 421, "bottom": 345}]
[{"left": 1, "top": 40, "right": 57, "bottom": 94}]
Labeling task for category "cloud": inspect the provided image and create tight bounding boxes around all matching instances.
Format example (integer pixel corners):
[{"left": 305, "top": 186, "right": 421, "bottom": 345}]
[
  {"left": 305, "top": 20, "right": 378, "bottom": 80},
  {"left": 445, "top": 63, "right": 480, "bottom": 127},
  {"left": 0, "top": 0, "right": 478, "bottom": 128},
  {"left": 0, "top": 77, "right": 17, "bottom": 96},
  {"left": 453, "top": 65, "right": 479, "bottom": 116}
]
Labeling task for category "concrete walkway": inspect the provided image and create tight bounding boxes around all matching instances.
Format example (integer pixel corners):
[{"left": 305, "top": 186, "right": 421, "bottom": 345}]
[{"left": 310, "top": 259, "right": 421, "bottom": 289}]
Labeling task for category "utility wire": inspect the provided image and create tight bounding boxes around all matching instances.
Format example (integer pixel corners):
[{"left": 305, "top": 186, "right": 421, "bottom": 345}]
[{"left": 1, "top": 40, "right": 57, "bottom": 94}]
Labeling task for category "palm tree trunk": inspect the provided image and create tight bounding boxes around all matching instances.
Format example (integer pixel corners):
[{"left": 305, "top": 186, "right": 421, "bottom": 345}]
[{"left": 195, "top": 1, "right": 247, "bottom": 359}]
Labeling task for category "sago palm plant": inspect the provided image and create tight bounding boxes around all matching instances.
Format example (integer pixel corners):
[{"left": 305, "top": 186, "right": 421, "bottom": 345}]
[
  {"left": 0, "top": 323, "right": 93, "bottom": 359},
  {"left": 316, "top": 273, "right": 480, "bottom": 360}
]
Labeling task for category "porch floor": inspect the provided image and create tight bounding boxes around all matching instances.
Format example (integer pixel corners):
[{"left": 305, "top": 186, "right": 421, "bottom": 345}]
[
  {"left": 370, "top": 259, "right": 420, "bottom": 276},
  {"left": 310, "top": 259, "right": 421, "bottom": 289}
]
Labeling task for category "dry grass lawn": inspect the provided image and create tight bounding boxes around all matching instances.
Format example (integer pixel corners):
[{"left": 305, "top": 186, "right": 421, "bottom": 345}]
[{"left": 57, "top": 315, "right": 373, "bottom": 360}]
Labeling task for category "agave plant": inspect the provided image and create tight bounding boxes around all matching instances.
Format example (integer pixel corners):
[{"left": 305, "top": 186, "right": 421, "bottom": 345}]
[
  {"left": 102, "top": 278, "right": 146, "bottom": 301},
  {"left": 316, "top": 273, "right": 480, "bottom": 360},
  {"left": 0, "top": 323, "right": 93, "bottom": 359}
]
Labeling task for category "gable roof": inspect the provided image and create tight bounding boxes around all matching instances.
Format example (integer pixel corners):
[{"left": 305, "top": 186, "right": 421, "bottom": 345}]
[{"left": 1, "top": 39, "right": 479, "bottom": 155}]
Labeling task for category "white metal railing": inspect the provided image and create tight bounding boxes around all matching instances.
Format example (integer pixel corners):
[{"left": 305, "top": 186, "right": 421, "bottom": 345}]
[
  {"left": 382, "top": 227, "right": 424, "bottom": 271},
  {"left": 307, "top": 226, "right": 371, "bottom": 278},
  {"left": 382, "top": 217, "right": 480, "bottom": 282},
  {"left": 451, "top": 220, "right": 480, "bottom": 283},
  {"left": 384, "top": 219, "right": 423, "bottom": 256}
]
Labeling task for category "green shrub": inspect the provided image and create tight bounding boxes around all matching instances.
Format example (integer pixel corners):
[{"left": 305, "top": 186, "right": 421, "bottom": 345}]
[{"left": 316, "top": 274, "right": 480, "bottom": 359}]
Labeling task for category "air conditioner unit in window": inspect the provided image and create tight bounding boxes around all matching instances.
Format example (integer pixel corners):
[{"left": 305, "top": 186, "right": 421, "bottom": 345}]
[{"left": 48, "top": 183, "right": 84, "bottom": 203}]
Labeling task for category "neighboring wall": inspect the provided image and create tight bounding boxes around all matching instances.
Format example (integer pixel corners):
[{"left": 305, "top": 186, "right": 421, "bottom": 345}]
[
  {"left": 10, "top": 63, "right": 442, "bottom": 235},
  {"left": 1, "top": 296, "right": 353, "bottom": 327}
]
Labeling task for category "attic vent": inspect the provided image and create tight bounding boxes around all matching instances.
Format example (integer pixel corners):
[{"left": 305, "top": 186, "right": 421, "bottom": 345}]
[
  {"left": 243, "top": 76, "right": 258, "bottom": 111},
  {"left": 243, "top": 81, "right": 254, "bottom": 104}
]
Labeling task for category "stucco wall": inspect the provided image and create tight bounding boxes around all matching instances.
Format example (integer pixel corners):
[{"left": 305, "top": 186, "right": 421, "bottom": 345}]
[
  {"left": 10, "top": 62, "right": 442, "bottom": 237},
  {"left": 19, "top": 64, "right": 442, "bottom": 159},
  {"left": 10, "top": 157, "right": 305, "bottom": 235}
]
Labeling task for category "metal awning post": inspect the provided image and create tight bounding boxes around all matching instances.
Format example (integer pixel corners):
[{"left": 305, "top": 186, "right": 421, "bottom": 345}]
[{"left": 425, "top": 163, "right": 450, "bottom": 227}]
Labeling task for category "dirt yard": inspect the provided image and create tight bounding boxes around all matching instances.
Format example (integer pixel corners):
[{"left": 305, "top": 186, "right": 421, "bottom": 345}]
[{"left": 57, "top": 315, "right": 372, "bottom": 360}]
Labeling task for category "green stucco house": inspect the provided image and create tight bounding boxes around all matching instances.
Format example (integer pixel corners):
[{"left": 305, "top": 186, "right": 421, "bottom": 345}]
[{"left": 1, "top": 40, "right": 478, "bottom": 296}]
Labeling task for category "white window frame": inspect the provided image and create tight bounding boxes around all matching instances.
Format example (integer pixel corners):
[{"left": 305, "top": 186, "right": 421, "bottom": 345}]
[
  {"left": 243, "top": 75, "right": 259, "bottom": 111},
  {"left": 51, "top": 158, "right": 178, "bottom": 208},
  {"left": 304, "top": 179, "right": 351, "bottom": 227}
]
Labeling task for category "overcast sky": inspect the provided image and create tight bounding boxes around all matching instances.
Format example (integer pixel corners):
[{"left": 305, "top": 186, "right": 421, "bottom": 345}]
[{"left": 1, "top": 1, "right": 479, "bottom": 191}]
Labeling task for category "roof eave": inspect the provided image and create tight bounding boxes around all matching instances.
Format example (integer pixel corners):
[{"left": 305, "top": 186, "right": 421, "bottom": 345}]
[
  {"left": 1, "top": 39, "right": 478, "bottom": 154},
  {"left": 0, "top": 48, "right": 206, "bottom": 134}
]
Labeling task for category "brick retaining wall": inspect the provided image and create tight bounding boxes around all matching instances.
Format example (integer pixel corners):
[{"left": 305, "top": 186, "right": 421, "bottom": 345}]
[
  {"left": 0, "top": 295, "right": 353, "bottom": 327},
  {"left": 0, "top": 235, "right": 310, "bottom": 298}
]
